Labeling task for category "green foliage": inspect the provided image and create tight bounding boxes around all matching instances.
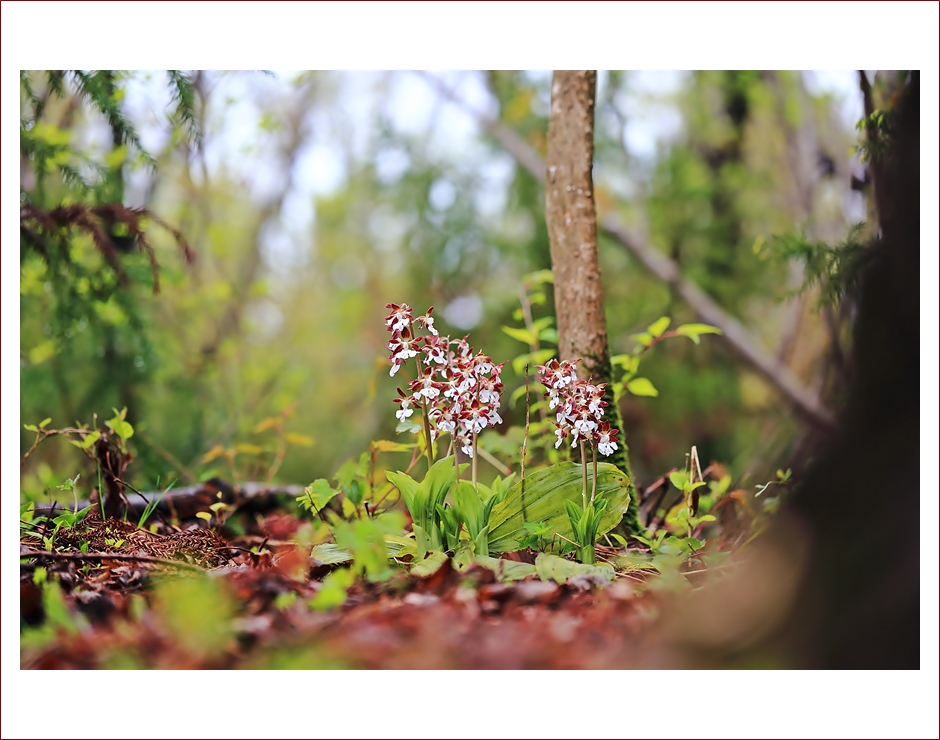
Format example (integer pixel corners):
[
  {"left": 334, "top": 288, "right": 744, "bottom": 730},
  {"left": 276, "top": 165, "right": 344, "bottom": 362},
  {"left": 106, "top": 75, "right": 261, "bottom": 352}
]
[
  {"left": 768, "top": 224, "right": 872, "bottom": 307},
  {"left": 105, "top": 407, "right": 134, "bottom": 453},
  {"left": 153, "top": 574, "right": 236, "bottom": 658},
  {"left": 474, "top": 555, "right": 538, "bottom": 582},
  {"left": 297, "top": 479, "right": 340, "bottom": 516},
  {"left": 452, "top": 476, "right": 510, "bottom": 557},
  {"left": 516, "top": 519, "right": 553, "bottom": 552},
  {"left": 309, "top": 567, "right": 356, "bottom": 611},
  {"left": 487, "top": 462, "right": 630, "bottom": 553},
  {"left": 563, "top": 499, "right": 608, "bottom": 564},
  {"left": 611, "top": 316, "right": 722, "bottom": 402},
  {"left": 854, "top": 107, "right": 897, "bottom": 163},
  {"left": 331, "top": 511, "right": 406, "bottom": 582},
  {"left": 535, "top": 552, "right": 615, "bottom": 583},
  {"left": 386, "top": 456, "right": 465, "bottom": 558},
  {"left": 138, "top": 479, "right": 174, "bottom": 529}
]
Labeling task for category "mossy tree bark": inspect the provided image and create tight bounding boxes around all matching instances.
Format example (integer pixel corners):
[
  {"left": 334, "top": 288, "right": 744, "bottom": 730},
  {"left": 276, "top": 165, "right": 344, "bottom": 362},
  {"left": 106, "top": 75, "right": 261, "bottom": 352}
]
[{"left": 545, "top": 70, "right": 639, "bottom": 533}]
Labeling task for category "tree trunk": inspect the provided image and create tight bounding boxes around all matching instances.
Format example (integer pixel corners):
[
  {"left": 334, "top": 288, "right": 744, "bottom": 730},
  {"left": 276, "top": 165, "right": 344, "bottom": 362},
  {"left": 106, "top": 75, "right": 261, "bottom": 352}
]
[
  {"left": 747, "top": 72, "right": 920, "bottom": 668},
  {"left": 545, "top": 71, "right": 639, "bottom": 532}
]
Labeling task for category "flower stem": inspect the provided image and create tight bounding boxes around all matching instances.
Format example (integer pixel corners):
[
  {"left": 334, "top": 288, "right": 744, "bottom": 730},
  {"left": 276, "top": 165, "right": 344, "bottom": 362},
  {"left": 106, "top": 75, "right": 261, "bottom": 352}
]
[
  {"left": 591, "top": 443, "right": 598, "bottom": 506},
  {"left": 415, "top": 358, "right": 434, "bottom": 471},
  {"left": 471, "top": 431, "right": 478, "bottom": 488},
  {"left": 580, "top": 440, "right": 587, "bottom": 509}
]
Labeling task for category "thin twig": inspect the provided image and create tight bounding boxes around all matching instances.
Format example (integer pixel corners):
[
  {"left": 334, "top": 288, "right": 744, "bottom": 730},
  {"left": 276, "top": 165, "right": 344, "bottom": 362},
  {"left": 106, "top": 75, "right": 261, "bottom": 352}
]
[{"left": 522, "top": 362, "right": 530, "bottom": 482}]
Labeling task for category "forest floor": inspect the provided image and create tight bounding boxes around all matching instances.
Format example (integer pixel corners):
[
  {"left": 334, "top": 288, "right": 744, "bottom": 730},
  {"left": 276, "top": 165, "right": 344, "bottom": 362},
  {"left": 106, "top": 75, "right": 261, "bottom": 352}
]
[{"left": 19, "top": 488, "right": 720, "bottom": 670}]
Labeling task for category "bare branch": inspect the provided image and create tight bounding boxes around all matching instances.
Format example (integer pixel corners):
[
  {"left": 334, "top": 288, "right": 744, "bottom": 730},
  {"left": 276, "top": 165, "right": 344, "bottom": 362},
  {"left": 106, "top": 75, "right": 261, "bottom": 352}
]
[{"left": 423, "top": 73, "right": 837, "bottom": 432}]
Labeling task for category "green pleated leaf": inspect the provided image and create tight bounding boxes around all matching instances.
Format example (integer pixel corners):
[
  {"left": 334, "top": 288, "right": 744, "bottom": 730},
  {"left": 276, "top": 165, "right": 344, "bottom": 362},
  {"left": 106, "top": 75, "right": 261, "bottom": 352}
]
[{"left": 487, "top": 462, "right": 631, "bottom": 553}]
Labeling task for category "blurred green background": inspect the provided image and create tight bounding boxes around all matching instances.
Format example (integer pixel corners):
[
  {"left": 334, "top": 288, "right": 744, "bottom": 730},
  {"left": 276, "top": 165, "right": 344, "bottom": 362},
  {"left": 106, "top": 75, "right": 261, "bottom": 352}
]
[{"left": 19, "top": 70, "right": 866, "bottom": 499}]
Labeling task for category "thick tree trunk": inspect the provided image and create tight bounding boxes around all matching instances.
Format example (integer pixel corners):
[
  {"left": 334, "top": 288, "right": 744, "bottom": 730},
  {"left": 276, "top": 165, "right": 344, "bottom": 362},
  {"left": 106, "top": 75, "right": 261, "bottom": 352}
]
[{"left": 545, "top": 71, "right": 639, "bottom": 532}]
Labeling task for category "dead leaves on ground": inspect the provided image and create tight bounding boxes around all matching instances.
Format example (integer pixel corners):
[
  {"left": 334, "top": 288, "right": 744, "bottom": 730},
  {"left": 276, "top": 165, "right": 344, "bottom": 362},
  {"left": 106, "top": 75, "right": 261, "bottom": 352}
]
[{"left": 20, "top": 511, "right": 674, "bottom": 669}]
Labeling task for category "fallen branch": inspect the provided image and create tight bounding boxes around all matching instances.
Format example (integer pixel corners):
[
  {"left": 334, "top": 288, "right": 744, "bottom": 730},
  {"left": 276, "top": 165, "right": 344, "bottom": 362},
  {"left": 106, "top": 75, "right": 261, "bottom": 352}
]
[
  {"left": 31, "top": 479, "right": 305, "bottom": 520},
  {"left": 420, "top": 73, "right": 837, "bottom": 432},
  {"left": 19, "top": 548, "right": 205, "bottom": 572}
]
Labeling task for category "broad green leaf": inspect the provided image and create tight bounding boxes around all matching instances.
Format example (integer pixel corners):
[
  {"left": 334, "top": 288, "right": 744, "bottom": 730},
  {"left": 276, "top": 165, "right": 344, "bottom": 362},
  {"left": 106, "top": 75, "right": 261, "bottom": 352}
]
[
  {"left": 383, "top": 533, "right": 415, "bottom": 558},
  {"left": 309, "top": 568, "right": 354, "bottom": 611},
  {"left": 454, "top": 481, "right": 486, "bottom": 538},
  {"left": 626, "top": 377, "right": 659, "bottom": 397},
  {"left": 647, "top": 316, "right": 671, "bottom": 337},
  {"left": 195, "top": 511, "right": 213, "bottom": 522},
  {"left": 474, "top": 556, "right": 538, "bottom": 582},
  {"left": 39, "top": 418, "right": 52, "bottom": 429},
  {"left": 610, "top": 354, "right": 639, "bottom": 374},
  {"left": 523, "top": 269, "right": 554, "bottom": 287},
  {"left": 71, "top": 430, "right": 100, "bottom": 451},
  {"left": 395, "top": 419, "right": 423, "bottom": 435},
  {"left": 423, "top": 456, "right": 462, "bottom": 515},
  {"left": 502, "top": 325, "right": 536, "bottom": 346},
  {"left": 531, "top": 316, "right": 554, "bottom": 333},
  {"left": 538, "top": 328, "right": 559, "bottom": 345},
  {"left": 23, "top": 424, "right": 38, "bottom": 433},
  {"left": 386, "top": 469, "right": 419, "bottom": 513},
  {"left": 411, "top": 550, "right": 448, "bottom": 577},
  {"left": 669, "top": 471, "right": 688, "bottom": 490},
  {"left": 534, "top": 552, "right": 615, "bottom": 583},
  {"left": 298, "top": 479, "right": 339, "bottom": 512},
  {"left": 630, "top": 332, "right": 653, "bottom": 348},
  {"left": 675, "top": 323, "right": 722, "bottom": 345},
  {"left": 487, "top": 462, "right": 631, "bottom": 553}
]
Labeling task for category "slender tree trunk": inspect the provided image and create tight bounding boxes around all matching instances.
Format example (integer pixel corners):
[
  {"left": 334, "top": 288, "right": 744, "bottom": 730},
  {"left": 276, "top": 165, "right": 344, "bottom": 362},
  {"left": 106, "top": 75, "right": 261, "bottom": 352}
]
[{"left": 545, "top": 71, "right": 639, "bottom": 532}]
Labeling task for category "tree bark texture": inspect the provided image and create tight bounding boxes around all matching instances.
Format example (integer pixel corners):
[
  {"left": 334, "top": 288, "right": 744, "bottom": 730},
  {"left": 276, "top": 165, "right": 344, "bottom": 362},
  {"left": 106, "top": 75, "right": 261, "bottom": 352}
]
[
  {"left": 545, "top": 71, "right": 639, "bottom": 532},
  {"left": 546, "top": 71, "right": 608, "bottom": 375}
]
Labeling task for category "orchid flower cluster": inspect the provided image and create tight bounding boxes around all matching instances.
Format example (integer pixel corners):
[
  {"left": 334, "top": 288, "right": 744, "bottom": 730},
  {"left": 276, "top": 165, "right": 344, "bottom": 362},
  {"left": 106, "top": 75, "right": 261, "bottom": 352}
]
[
  {"left": 536, "top": 358, "right": 619, "bottom": 458},
  {"left": 385, "top": 303, "right": 503, "bottom": 464}
]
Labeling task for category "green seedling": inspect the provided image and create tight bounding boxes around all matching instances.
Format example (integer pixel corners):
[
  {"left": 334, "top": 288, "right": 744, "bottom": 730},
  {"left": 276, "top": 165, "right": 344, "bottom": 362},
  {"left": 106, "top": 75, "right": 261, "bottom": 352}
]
[{"left": 563, "top": 498, "right": 608, "bottom": 565}]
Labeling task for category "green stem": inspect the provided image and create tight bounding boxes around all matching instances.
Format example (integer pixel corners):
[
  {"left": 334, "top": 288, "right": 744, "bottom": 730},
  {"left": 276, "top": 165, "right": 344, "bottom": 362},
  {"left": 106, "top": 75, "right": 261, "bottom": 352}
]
[
  {"left": 580, "top": 440, "right": 587, "bottom": 509},
  {"left": 579, "top": 543, "right": 596, "bottom": 565},
  {"left": 591, "top": 443, "right": 598, "bottom": 506},
  {"left": 471, "top": 431, "right": 478, "bottom": 488},
  {"left": 415, "top": 358, "right": 434, "bottom": 472}
]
